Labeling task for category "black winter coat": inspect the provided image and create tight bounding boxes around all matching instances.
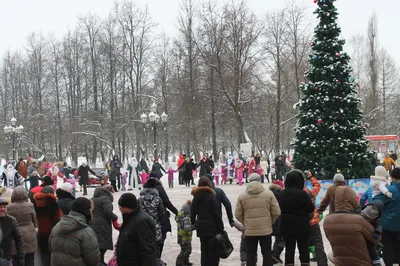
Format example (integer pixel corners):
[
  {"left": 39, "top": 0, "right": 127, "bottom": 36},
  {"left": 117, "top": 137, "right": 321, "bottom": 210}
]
[
  {"left": 0, "top": 215, "right": 25, "bottom": 264},
  {"left": 278, "top": 172, "right": 314, "bottom": 235},
  {"left": 89, "top": 187, "right": 118, "bottom": 250},
  {"left": 191, "top": 186, "right": 224, "bottom": 237},
  {"left": 197, "top": 160, "right": 212, "bottom": 177},
  {"left": 151, "top": 162, "right": 166, "bottom": 179},
  {"left": 269, "top": 184, "right": 283, "bottom": 235},
  {"left": 179, "top": 161, "right": 196, "bottom": 181},
  {"left": 78, "top": 165, "right": 96, "bottom": 185},
  {"left": 56, "top": 189, "right": 75, "bottom": 215},
  {"left": 116, "top": 208, "right": 157, "bottom": 266}
]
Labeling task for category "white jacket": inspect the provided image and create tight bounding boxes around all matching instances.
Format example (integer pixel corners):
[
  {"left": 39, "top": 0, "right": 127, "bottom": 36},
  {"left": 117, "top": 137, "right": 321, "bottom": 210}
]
[{"left": 370, "top": 175, "right": 389, "bottom": 198}]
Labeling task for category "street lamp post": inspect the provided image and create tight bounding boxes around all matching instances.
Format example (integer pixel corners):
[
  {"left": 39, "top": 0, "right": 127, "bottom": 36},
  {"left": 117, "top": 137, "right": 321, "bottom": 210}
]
[
  {"left": 141, "top": 103, "right": 168, "bottom": 159},
  {"left": 3, "top": 118, "right": 24, "bottom": 161}
]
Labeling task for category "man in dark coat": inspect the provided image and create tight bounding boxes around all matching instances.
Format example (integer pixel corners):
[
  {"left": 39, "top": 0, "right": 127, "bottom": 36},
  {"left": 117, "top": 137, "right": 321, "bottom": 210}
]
[
  {"left": 144, "top": 178, "right": 178, "bottom": 257},
  {"left": 179, "top": 158, "right": 196, "bottom": 187},
  {"left": 116, "top": 193, "right": 157, "bottom": 266},
  {"left": 140, "top": 158, "right": 149, "bottom": 173},
  {"left": 110, "top": 155, "right": 122, "bottom": 191},
  {"left": 78, "top": 162, "right": 96, "bottom": 196},
  {"left": 0, "top": 197, "right": 25, "bottom": 265}
]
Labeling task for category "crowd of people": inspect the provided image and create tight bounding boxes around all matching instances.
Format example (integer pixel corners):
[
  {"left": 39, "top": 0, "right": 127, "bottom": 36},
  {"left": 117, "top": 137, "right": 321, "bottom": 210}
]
[{"left": 0, "top": 151, "right": 399, "bottom": 266}]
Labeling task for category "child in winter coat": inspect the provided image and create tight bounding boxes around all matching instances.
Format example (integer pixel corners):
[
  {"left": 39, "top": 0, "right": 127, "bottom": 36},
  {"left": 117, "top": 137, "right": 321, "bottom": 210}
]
[
  {"left": 63, "top": 174, "right": 78, "bottom": 197},
  {"left": 167, "top": 167, "right": 176, "bottom": 188},
  {"left": 234, "top": 220, "right": 257, "bottom": 266},
  {"left": 221, "top": 163, "right": 227, "bottom": 185},
  {"left": 175, "top": 200, "right": 193, "bottom": 266},
  {"left": 121, "top": 171, "right": 127, "bottom": 191},
  {"left": 361, "top": 200, "right": 384, "bottom": 266},
  {"left": 213, "top": 167, "right": 221, "bottom": 186},
  {"left": 140, "top": 170, "right": 149, "bottom": 186},
  {"left": 370, "top": 166, "right": 392, "bottom": 198}
]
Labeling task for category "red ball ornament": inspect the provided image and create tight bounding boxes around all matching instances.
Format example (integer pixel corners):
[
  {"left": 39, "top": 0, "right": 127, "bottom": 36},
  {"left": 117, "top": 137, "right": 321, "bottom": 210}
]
[
  {"left": 335, "top": 79, "right": 339, "bottom": 83},
  {"left": 314, "top": 86, "right": 318, "bottom": 91},
  {"left": 313, "top": 0, "right": 317, "bottom": 3},
  {"left": 309, "top": 41, "right": 313, "bottom": 46},
  {"left": 335, "top": 52, "right": 340, "bottom": 57},
  {"left": 317, "top": 119, "right": 322, "bottom": 124}
]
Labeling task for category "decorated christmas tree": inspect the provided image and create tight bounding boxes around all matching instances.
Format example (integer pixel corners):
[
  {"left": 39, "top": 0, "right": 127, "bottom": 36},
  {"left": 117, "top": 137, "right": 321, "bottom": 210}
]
[{"left": 292, "top": 0, "right": 375, "bottom": 179}]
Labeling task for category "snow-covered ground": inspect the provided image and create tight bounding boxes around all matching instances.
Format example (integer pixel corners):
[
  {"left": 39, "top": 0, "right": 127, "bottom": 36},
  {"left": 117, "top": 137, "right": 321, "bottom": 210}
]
[{"left": 77, "top": 175, "right": 335, "bottom": 266}]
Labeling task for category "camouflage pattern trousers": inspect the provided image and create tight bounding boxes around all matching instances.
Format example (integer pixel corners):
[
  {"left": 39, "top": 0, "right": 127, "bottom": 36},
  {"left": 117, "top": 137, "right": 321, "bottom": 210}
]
[{"left": 176, "top": 242, "right": 192, "bottom": 266}]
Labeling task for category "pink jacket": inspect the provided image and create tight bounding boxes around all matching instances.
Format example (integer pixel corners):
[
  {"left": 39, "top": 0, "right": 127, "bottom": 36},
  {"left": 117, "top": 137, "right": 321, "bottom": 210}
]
[
  {"left": 140, "top": 172, "right": 149, "bottom": 185},
  {"left": 167, "top": 169, "right": 175, "bottom": 181}
]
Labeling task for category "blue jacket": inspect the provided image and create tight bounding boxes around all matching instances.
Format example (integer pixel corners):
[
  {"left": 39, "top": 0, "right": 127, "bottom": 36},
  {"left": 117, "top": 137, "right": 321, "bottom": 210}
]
[
  {"left": 214, "top": 186, "right": 234, "bottom": 224},
  {"left": 374, "top": 182, "right": 400, "bottom": 232},
  {"left": 360, "top": 186, "right": 373, "bottom": 207}
]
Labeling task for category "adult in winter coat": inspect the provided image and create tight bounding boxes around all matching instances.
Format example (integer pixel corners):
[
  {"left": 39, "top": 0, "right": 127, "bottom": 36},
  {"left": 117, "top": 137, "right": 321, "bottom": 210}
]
[
  {"left": 278, "top": 169, "right": 315, "bottom": 265},
  {"left": 270, "top": 180, "right": 285, "bottom": 264},
  {"left": 177, "top": 154, "right": 186, "bottom": 185},
  {"left": 116, "top": 193, "right": 157, "bottom": 266},
  {"left": 235, "top": 173, "right": 281, "bottom": 266},
  {"left": 151, "top": 159, "right": 166, "bottom": 179},
  {"left": 179, "top": 157, "right": 197, "bottom": 187},
  {"left": 7, "top": 186, "right": 37, "bottom": 266},
  {"left": 139, "top": 187, "right": 165, "bottom": 257},
  {"left": 29, "top": 176, "right": 53, "bottom": 203},
  {"left": 317, "top": 173, "right": 357, "bottom": 214},
  {"left": 33, "top": 186, "right": 63, "bottom": 266},
  {"left": 324, "top": 186, "right": 378, "bottom": 266},
  {"left": 197, "top": 155, "right": 212, "bottom": 177},
  {"left": 144, "top": 178, "right": 178, "bottom": 256},
  {"left": 56, "top": 183, "right": 75, "bottom": 215},
  {"left": 373, "top": 168, "right": 400, "bottom": 265},
  {"left": 110, "top": 155, "right": 122, "bottom": 190},
  {"left": 0, "top": 228, "right": 12, "bottom": 266},
  {"left": 78, "top": 162, "right": 96, "bottom": 196},
  {"left": 1, "top": 164, "right": 23, "bottom": 189},
  {"left": 0, "top": 197, "right": 25, "bottom": 265},
  {"left": 191, "top": 177, "right": 224, "bottom": 266},
  {"left": 49, "top": 197, "right": 100, "bottom": 266},
  {"left": 89, "top": 186, "right": 119, "bottom": 265},
  {"left": 17, "top": 160, "right": 28, "bottom": 179}
]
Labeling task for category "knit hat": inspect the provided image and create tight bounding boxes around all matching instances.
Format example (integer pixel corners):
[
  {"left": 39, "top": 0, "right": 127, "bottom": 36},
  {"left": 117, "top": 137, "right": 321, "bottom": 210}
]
[
  {"left": 118, "top": 193, "right": 139, "bottom": 210},
  {"left": 373, "top": 166, "right": 388, "bottom": 179},
  {"left": 272, "top": 180, "right": 284, "bottom": 189},
  {"left": 41, "top": 186, "right": 54, "bottom": 194},
  {"left": 181, "top": 200, "right": 191, "bottom": 214},
  {"left": 333, "top": 173, "right": 345, "bottom": 183},
  {"left": 391, "top": 168, "right": 400, "bottom": 180},
  {"left": 42, "top": 176, "right": 54, "bottom": 186},
  {"left": 0, "top": 198, "right": 8, "bottom": 206},
  {"left": 248, "top": 173, "right": 261, "bottom": 182},
  {"left": 71, "top": 197, "right": 92, "bottom": 222},
  {"left": 60, "top": 183, "right": 73, "bottom": 193},
  {"left": 361, "top": 204, "right": 380, "bottom": 222}
]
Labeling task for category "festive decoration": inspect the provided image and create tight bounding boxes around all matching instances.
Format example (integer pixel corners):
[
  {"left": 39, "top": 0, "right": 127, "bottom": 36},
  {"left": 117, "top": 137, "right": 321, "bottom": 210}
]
[
  {"left": 309, "top": 41, "right": 313, "bottom": 46},
  {"left": 292, "top": 0, "right": 375, "bottom": 180},
  {"left": 314, "top": 0, "right": 317, "bottom": 3}
]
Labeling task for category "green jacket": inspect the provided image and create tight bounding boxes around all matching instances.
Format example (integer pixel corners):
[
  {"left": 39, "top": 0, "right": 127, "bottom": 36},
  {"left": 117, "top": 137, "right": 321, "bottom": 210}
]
[
  {"left": 49, "top": 211, "right": 100, "bottom": 266},
  {"left": 175, "top": 202, "right": 192, "bottom": 245}
]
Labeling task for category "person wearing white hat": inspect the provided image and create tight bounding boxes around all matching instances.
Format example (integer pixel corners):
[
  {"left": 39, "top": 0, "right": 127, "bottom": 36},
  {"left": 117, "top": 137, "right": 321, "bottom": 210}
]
[{"left": 56, "top": 183, "right": 75, "bottom": 215}]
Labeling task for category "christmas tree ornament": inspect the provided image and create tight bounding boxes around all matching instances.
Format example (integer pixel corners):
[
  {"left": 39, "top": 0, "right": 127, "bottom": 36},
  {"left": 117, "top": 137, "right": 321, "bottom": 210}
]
[
  {"left": 314, "top": 0, "right": 317, "bottom": 3},
  {"left": 314, "top": 86, "right": 318, "bottom": 91},
  {"left": 335, "top": 52, "right": 340, "bottom": 57},
  {"left": 335, "top": 79, "right": 339, "bottom": 83},
  {"left": 314, "top": 55, "right": 318, "bottom": 60},
  {"left": 309, "top": 41, "right": 313, "bottom": 46},
  {"left": 317, "top": 119, "right": 323, "bottom": 124}
]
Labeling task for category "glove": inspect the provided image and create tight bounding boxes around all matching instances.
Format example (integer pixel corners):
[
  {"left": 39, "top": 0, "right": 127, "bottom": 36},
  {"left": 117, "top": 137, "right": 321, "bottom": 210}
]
[
  {"left": 230, "top": 221, "right": 236, "bottom": 228},
  {"left": 184, "top": 224, "right": 194, "bottom": 231},
  {"left": 319, "top": 213, "right": 324, "bottom": 222},
  {"left": 373, "top": 233, "right": 380, "bottom": 240},
  {"left": 385, "top": 191, "right": 393, "bottom": 198},
  {"left": 112, "top": 220, "right": 121, "bottom": 231}
]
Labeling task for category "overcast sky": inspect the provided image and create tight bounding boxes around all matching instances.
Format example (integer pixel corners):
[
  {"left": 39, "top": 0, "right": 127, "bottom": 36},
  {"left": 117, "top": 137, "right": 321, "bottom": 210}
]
[{"left": 1, "top": 0, "right": 398, "bottom": 63}]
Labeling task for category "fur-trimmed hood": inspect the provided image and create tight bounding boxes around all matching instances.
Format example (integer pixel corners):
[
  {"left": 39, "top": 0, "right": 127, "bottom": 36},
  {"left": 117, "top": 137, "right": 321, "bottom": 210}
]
[
  {"left": 269, "top": 183, "right": 283, "bottom": 193},
  {"left": 140, "top": 188, "right": 159, "bottom": 197},
  {"left": 33, "top": 192, "right": 58, "bottom": 208},
  {"left": 191, "top": 186, "right": 216, "bottom": 196}
]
